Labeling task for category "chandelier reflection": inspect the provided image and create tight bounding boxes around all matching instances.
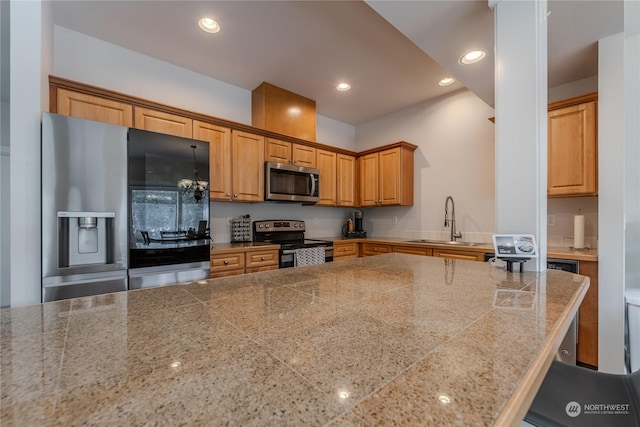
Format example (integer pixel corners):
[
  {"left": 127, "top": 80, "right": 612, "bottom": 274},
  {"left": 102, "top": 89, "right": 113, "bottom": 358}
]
[{"left": 177, "top": 145, "right": 208, "bottom": 202}]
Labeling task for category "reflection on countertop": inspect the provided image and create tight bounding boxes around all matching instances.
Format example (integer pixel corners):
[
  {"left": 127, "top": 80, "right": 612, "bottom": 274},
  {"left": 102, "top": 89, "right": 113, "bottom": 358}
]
[{"left": 1, "top": 253, "right": 588, "bottom": 426}]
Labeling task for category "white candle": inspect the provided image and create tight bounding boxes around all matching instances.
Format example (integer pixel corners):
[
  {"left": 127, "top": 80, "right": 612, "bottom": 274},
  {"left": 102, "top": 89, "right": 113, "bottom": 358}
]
[{"left": 574, "top": 215, "right": 585, "bottom": 249}]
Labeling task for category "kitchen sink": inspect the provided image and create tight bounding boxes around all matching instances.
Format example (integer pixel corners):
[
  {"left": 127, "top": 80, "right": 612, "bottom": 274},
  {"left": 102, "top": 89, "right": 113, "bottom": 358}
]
[{"left": 407, "top": 239, "right": 481, "bottom": 247}]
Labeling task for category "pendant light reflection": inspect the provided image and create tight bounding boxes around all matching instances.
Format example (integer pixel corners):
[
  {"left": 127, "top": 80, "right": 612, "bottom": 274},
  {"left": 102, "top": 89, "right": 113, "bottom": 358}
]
[{"left": 177, "top": 145, "right": 208, "bottom": 202}]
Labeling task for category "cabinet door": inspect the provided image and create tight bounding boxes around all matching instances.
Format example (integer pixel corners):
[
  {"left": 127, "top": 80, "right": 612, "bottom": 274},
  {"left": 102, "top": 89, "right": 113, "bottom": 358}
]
[
  {"left": 379, "top": 147, "right": 402, "bottom": 205},
  {"left": 265, "top": 138, "right": 291, "bottom": 164},
  {"left": 134, "top": 107, "right": 193, "bottom": 138},
  {"left": 337, "top": 154, "right": 356, "bottom": 207},
  {"left": 232, "top": 131, "right": 265, "bottom": 202},
  {"left": 292, "top": 144, "right": 317, "bottom": 168},
  {"left": 577, "top": 261, "right": 598, "bottom": 368},
  {"left": 316, "top": 149, "right": 337, "bottom": 206},
  {"left": 56, "top": 88, "right": 133, "bottom": 127},
  {"left": 194, "top": 120, "right": 232, "bottom": 201},
  {"left": 359, "top": 153, "right": 379, "bottom": 206},
  {"left": 548, "top": 101, "right": 597, "bottom": 196},
  {"left": 432, "top": 249, "right": 484, "bottom": 261}
]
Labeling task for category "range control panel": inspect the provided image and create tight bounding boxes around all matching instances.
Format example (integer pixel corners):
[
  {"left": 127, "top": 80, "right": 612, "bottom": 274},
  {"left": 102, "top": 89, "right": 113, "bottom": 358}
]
[{"left": 253, "top": 220, "right": 306, "bottom": 233}]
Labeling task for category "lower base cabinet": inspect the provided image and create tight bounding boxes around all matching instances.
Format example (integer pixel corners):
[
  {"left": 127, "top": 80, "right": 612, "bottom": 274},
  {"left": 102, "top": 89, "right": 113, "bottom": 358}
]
[
  {"left": 393, "top": 245, "right": 432, "bottom": 256},
  {"left": 432, "top": 249, "right": 485, "bottom": 261},
  {"left": 361, "top": 243, "right": 392, "bottom": 256},
  {"left": 211, "top": 247, "right": 278, "bottom": 278},
  {"left": 577, "top": 261, "right": 598, "bottom": 369},
  {"left": 334, "top": 241, "right": 359, "bottom": 261}
]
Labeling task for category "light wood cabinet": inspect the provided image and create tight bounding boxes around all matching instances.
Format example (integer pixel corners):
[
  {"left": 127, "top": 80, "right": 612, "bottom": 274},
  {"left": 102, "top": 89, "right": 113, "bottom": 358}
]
[
  {"left": 245, "top": 249, "right": 279, "bottom": 273},
  {"left": 134, "top": 107, "right": 193, "bottom": 138},
  {"left": 361, "top": 243, "right": 392, "bottom": 256},
  {"left": 578, "top": 261, "right": 598, "bottom": 369},
  {"left": 252, "top": 81, "right": 316, "bottom": 141},
  {"left": 265, "top": 138, "right": 316, "bottom": 167},
  {"left": 232, "top": 131, "right": 265, "bottom": 202},
  {"left": 393, "top": 245, "right": 432, "bottom": 257},
  {"left": 193, "top": 120, "right": 232, "bottom": 201},
  {"left": 358, "top": 142, "right": 416, "bottom": 207},
  {"left": 317, "top": 150, "right": 356, "bottom": 207},
  {"left": 334, "top": 241, "right": 359, "bottom": 261},
  {"left": 210, "top": 247, "right": 279, "bottom": 278},
  {"left": 196, "top": 123, "right": 264, "bottom": 203},
  {"left": 432, "top": 249, "right": 485, "bottom": 261},
  {"left": 210, "top": 252, "right": 246, "bottom": 278},
  {"left": 548, "top": 95, "right": 597, "bottom": 197},
  {"left": 54, "top": 88, "right": 133, "bottom": 127}
]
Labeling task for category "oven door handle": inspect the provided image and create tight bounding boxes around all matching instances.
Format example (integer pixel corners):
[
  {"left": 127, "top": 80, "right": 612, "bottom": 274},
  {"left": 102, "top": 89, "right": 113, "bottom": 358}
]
[
  {"left": 309, "top": 173, "right": 317, "bottom": 197},
  {"left": 281, "top": 249, "right": 297, "bottom": 255}
]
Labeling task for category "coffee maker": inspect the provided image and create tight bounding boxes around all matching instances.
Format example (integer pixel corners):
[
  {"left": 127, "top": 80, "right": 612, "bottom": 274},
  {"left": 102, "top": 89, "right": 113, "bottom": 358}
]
[{"left": 345, "top": 209, "right": 367, "bottom": 238}]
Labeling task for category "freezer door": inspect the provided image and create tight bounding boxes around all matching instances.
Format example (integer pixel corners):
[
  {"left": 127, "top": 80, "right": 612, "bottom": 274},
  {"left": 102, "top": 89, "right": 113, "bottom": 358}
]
[
  {"left": 128, "top": 262, "right": 210, "bottom": 290},
  {"left": 42, "top": 274, "right": 127, "bottom": 302}
]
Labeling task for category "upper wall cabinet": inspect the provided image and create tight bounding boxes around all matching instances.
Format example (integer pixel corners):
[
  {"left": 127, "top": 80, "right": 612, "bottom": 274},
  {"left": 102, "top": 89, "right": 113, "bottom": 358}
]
[
  {"left": 194, "top": 122, "right": 264, "bottom": 202},
  {"left": 193, "top": 120, "right": 232, "bottom": 201},
  {"left": 358, "top": 142, "right": 416, "bottom": 207},
  {"left": 134, "top": 107, "right": 193, "bottom": 138},
  {"left": 316, "top": 150, "right": 356, "bottom": 207},
  {"left": 548, "top": 93, "right": 598, "bottom": 197},
  {"left": 265, "top": 138, "right": 317, "bottom": 168},
  {"left": 54, "top": 88, "right": 133, "bottom": 127}
]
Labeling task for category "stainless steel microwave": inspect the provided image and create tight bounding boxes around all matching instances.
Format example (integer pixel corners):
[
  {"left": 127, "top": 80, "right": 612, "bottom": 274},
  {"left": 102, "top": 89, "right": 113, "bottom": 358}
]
[{"left": 265, "top": 161, "right": 320, "bottom": 203}]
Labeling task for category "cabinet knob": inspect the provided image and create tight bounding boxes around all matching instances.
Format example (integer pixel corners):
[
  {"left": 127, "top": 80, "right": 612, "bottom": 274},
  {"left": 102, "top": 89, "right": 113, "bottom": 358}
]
[
  {"left": 261, "top": 256, "right": 266, "bottom": 261},
  {"left": 223, "top": 260, "right": 229, "bottom": 265},
  {"left": 234, "top": 194, "right": 238, "bottom": 198},
  {"left": 344, "top": 248, "right": 348, "bottom": 252},
  {"left": 374, "top": 248, "right": 378, "bottom": 252}
]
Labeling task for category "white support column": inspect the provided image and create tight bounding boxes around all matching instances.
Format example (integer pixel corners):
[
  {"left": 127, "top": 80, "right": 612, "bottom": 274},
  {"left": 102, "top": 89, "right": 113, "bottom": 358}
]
[
  {"left": 490, "top": 0, "right": 548, "bottom": 271},
  {"left": 9, "top": 0, "right": 42, "bottom": 306}
]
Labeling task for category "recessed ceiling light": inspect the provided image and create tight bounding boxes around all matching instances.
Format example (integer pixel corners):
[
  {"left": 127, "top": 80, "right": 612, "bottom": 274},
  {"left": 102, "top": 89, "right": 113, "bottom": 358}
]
[
  {"left": 460, "top": 50, "right": 486, "bottom": 65},
  {"left": 438, "top": 77, "right": 455, "bottom": 87},
  {"left": 336, "top": 82, "right": 351, "bottom": 92},
  {"left": 198, "top": 17, "right": 220, "bottom": 34}
]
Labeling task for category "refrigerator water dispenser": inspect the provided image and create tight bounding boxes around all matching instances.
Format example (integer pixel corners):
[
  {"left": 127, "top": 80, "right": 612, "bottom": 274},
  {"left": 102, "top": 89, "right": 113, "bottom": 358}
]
[{"left": 58, "top": 211, "right": 115, "bottom": 267}]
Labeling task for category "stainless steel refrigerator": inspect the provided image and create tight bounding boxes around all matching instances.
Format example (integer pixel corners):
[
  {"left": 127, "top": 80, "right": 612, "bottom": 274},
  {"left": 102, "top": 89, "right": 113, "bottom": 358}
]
[{"left": 42, "top": 113, "right": 128, "bottom": 302}]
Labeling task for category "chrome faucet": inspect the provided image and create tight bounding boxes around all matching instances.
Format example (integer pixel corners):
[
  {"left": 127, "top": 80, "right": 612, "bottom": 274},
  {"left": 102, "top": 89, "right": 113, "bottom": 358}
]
[{"left": 444, "top": 196, "right": 462, "bottom": 241}]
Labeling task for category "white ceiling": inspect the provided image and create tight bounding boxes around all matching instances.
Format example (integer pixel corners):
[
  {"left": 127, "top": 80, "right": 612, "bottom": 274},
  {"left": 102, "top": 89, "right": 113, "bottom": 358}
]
[{"left": 48, "top": 0, "right": 624, "bottom": 125}]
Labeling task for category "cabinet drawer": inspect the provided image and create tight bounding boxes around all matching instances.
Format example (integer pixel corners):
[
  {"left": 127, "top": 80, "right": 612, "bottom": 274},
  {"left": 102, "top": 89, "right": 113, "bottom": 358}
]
[
  {"left": 210, "top": 253, "right": 245, "bottom": 272},
  {"left": 361, "top": 243, "right": 392, "bottom": 256},
  {"left": 334, "top": 242, "right": 359, "bottom": 258},
  {"left": 393, "top": 245, "right": 432, "bottom": 256},
  {"left": 432, "top": 249, "right": 484, "bottom": 262},
  {"left": 246, "top": 250, "right": 279, "bottom": 268}
]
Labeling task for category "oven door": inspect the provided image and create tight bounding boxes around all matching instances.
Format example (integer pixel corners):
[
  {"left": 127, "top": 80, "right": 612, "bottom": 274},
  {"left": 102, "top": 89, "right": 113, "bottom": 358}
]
[{"left": 265, "top": 162, "right": 320, "bottom": 203}]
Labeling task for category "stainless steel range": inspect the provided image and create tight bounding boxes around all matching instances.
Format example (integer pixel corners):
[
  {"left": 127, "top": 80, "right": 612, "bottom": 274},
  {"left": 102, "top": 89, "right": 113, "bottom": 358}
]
[{"left": 252, "top": 220, "right": 333, "bottom": 268}]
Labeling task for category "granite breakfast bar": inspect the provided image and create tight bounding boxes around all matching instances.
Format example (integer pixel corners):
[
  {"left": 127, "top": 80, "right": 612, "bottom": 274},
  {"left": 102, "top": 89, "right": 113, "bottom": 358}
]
[{"left": 1, "top": 253, "right": 588, "bottom": 426}]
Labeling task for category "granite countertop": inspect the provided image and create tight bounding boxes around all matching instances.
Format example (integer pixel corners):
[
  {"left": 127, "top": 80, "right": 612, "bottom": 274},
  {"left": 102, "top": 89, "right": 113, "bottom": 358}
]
[{"left": 1, "top": 254, "right": 588, "bottom": 426}]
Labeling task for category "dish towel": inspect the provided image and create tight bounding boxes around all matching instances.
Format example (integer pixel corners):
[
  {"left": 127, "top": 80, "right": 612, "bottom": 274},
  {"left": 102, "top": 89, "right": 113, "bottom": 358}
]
[{"left": 294, "top": 247, "right": 326, "bottom": 267}]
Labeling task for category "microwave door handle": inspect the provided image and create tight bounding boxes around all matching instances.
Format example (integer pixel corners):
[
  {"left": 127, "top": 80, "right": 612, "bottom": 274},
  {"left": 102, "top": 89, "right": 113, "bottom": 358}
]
[{"left": 309, "top": 173, "right": 317, "bottom": 197}]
